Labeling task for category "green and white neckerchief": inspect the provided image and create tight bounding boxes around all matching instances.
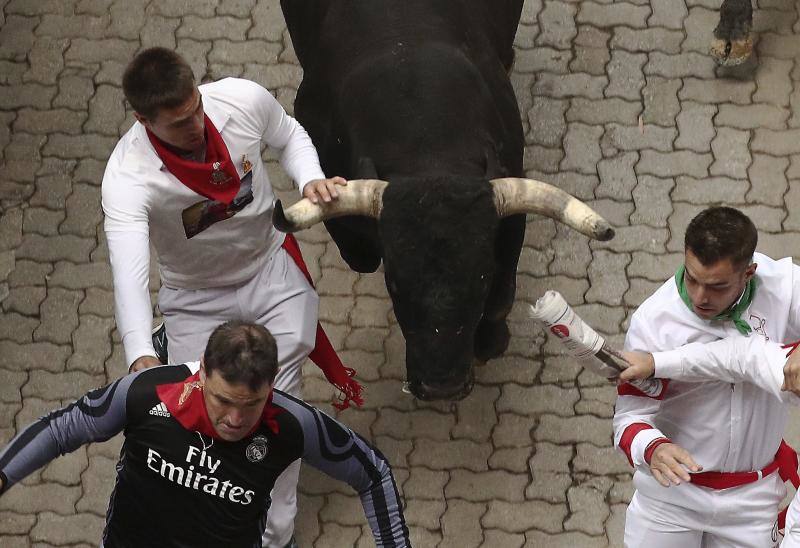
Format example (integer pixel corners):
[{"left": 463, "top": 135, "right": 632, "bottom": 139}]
[{"left": 674, "top": 265, "right": 756, "bottom": 335}]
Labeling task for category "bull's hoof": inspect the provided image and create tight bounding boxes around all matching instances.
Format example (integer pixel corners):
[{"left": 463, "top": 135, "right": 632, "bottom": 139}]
[
  {"left": 474, "top": 319, "right": 510, "bottom": 362},
  {"left": 710, "top": 36, "right": 753, "bottom": 67}
]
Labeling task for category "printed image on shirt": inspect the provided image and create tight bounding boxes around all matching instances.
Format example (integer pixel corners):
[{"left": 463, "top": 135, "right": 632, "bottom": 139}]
[{"left": 182, "top": 169, "right": 254, "bottom": 239}]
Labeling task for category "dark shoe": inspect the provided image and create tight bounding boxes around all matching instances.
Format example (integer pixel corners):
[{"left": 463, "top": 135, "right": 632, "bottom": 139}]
[
  {"left": 152, "top": 322, "right": 169, "bottom": 365},
  {"left": 282, "top": 537, "right": 299, "bottom": 548}
]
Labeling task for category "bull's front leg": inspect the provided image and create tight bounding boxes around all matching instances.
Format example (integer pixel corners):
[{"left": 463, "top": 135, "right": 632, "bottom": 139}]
[
  {"left": 710, "top": 0, "right": 753, "bottom": 66},
  {"left": 474, "top": 214, "right": 526, "bottom": 362}
]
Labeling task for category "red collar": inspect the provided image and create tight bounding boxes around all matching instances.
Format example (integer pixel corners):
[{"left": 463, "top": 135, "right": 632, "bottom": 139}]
[
  {"left": 146, "top": 114, "right": 241, "bottom": 204},
  {"left": 156, "top": 371, "right": 282, "bottom": 438}
]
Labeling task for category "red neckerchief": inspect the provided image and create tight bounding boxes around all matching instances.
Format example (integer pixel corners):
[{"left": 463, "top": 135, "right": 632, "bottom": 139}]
[
  {"left": 281, "top": 234, "right": 364, "bottom": 410},
  {"left": 156, "top": 371, "right": 282, "bottom": 437},
  {"left": 146, "top": 114, "right": 241, "bottom": 205}
]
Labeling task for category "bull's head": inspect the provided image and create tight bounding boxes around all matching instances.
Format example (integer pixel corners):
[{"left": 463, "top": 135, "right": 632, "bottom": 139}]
[{"left": 274, "top": 178, "right": 613, "bottom": 401}]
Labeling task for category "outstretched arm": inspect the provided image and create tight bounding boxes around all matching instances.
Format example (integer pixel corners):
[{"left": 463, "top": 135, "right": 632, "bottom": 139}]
[
  {"left": 0, "top": 373, "right": 137, "bottom": 493},
  {"left": 621, "top": 336, "right": 799, "bottom": 405},
  {"left": 277, "top": 394, "right": 410, "bottom": 546}
]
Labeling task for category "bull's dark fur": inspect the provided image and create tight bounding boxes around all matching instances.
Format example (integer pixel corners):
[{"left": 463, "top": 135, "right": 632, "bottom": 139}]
[
  {"left": 281, "top": 0, "right": 525, "bottom": 400},
  {"left": 715, "top": 0, "right": 753, "bottom": 42}
]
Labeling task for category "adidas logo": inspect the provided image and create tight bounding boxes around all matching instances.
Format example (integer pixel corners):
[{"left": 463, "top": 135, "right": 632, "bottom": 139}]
[{"left": 149, "top": 402, "right": 171, "bottom": 418}]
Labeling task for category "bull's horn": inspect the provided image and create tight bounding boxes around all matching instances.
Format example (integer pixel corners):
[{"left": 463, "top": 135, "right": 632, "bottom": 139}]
[
  {"left": 273, "top": 179, "right": 389, "bottom": 233},
  {"left": 491, "top": 177, "right": 615, "bottom": 241}
]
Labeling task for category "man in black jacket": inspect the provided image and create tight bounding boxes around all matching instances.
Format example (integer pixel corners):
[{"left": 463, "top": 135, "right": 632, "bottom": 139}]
[{"left": 0, "top": 321, "right": 409, "bottom": 548}]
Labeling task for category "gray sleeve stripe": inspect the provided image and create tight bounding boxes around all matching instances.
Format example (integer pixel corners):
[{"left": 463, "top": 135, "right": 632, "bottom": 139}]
[{"left": 0, "top": 420, "right": 49, "bottom": 471}]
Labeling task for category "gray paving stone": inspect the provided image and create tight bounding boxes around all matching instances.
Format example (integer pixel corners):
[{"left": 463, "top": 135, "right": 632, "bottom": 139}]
[
  {"left": 680, "top": 77, "right": 755, "bottom": 105},
  {"left": 759, "top": 233, "right": 800, "bottom": 260},
  {"left": 29, "top": 512, "right": 105, "bottom": 545},
  {"left": 0, "top": 60, "right": 27, "bottom": 85},
  {"left": 524, "top": 530, "right": 608, "bottom": 547},
  {"left": 0, "top": 483, "right": 81, "bottom": 514},
  {"left": 138, "top": 15, "right": 180, "bottom": 50},
  {"left": 710, "top": 127, "right": 751, "bottom": 179},
  {"left": 106, "top": 0, "right": 147, "bottom": 40},
  {"left": 438, "top": 500, "right": 486, "bottom": 548},
  {"left": 642, "top": 77, "right": 681, "bottom": 127},
  {"left": 23, "top": 207, "right": 63, "bottom": 236},
  {"left": 567, "top": 97, "right": 641, "bottom": 126},
  {"left": 409, "top": 439, "right": 491, "bottom": 472},
  {"left": 649, "top": 0, "right": 688, "bottom": 29},
  {"left": 6, "top": 0, "right": 73, "bottom": 15},
  {"left": 444, "top": 469, "right": 528, "bottom": 503},
  {"left": 67, "top": 315, "right": 114, "bottom": 374},
  {"left": 0, "top": 15, "right": 38, "bottom": 61},
  {"left": 249, "top": 0, "right": 286, "bottom": 41},
  {"left": 603, "top": 124, "right": 676, "bottom": 153},
  {"left": 498, "top": 383, "right": 578, "bottom": 416},
  {"left": 489, "top": 447, "right": 532, "bottom": 473},
  {"left": 24, "top": 37, "right": 69, "bottom": 86},
  {"left": 218, "top": 0, "right": 257, "bottom": 17},
  {"left": 14, "top": 109, "right": 86, "bottom": 135},
  {"left": 673, "top": 175, "right": 749, "bottom": 204},
  {"left": 564, "top": 478, "right": 612, "bottom": 535},
  {"left": 65, "top": 38, "right": 137, "bottom": 64},
  {"left": 637, "top": 150, "right": 712, "bottom": 179},
  {"left": 40, "top": 444, "right": 88, "bottom": 485},
  {"left": 597, "top": 152, "right": 637, "bottom": 200},
  {"left": 523, "top": 145, "right": 563, "bottom": 173},
  {"left": 666, "top": 202, "right": 707, "bottom": 252},
  {"left": 548, "top": 224, "right": 592, "bottom": 277},
  {"left": 17, "top": 234, "right": 94, "bottom": 263},
  {"left": 42, "top": 133, "right": 118, "bottom": 160},
  {"left": 570, "top": 25, "right": 610, "bottom": 76},
  {"left": 36, "top": 14, "right": 110, "bottom": 39},
  {"left": 586, "top": 250, "right": 630, "bottom": 305},
  {"left": 632, "top": 175, "right": 675, "bottom": 227},
  {"left": 527, "top": 97, "right": 568, "bottom": 147},
  {"left": 759, "top": 33, "right": 800, "bottom": 60},
  {"left": 0, "top": 512, "right": 35, "bottom": 535},
  {"left": 576, "top": 2, "right": 649, "bottom": 28},
  {"left": 85, "top": 85, "right": 126, "bottom": 137},
  {"left": 626, "top": 251, "right": 682, "bottom": 282},
  {"left": 176, "top": 38, "right": 212, "bottom": 82},
  {"left": 753, "top": 57, "right": 793, "bottom": 107},
  {"left": 484, "top": 499, "right": 568, "bottom": 534},
  {"left": 401, "top": 468, "right": 449, "bottom": 500},
  {"left": 34, "top": 288, "right": 81, "bottom": 344},
  {"left": 0, "top": 311, "right": 38, "bottom": 342},
  {"left": 7, "top": 260, "right": 51, "bottom": 287},
  {"left": 536, "top": 1, "right": 577, "bottom": 50},
  {"left": 752, "top": 128, "right": 800, "bottom": 156},
  {"left": 610, "top": 27, "right": 683, "bottom": 55},
  {"left": 645, "top": 52, "right": 716, "bottom": 79},
  {"left": 177, "top": 16, "right": 250, "bottom": 41},
  {"left": 747, "top": 154, "right": 788, "bottom": 207},
  {"left": 561, "top": 123, "right": 602, "bottom": 174},
  {"left": 536, "top": 414, "right": 612, "bottom": 445},
  {"left": 682, "top": 6, "right": 718, "bottom": 53},
  {"left": 373, "top": 408, "right": 454, "bottom": 441},
  {"left": 533, "top": 73, "right": 606, "bottom": 100},
  {"left": 61, "top": 184, "right": 104, "bottom": 237},
  {"left": 785, "top": 183, "right": 800, "bottom": 231},
  {"left": 605, "top": 51, "right": 646, "bottom": 101},
  {"left": 452, "top": 384, "right": 501, "bottom": 442}
]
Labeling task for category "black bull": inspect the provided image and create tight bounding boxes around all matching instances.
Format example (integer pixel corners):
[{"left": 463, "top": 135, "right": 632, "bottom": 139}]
[{"left": 275, "top": 0, "right": 614, "bottom": 400}]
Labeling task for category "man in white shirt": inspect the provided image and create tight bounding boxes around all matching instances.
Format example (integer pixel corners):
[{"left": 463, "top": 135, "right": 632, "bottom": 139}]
[
  {"left": 613, "top": 206, "right": 800, "bottom": 547},
  {"left": 102, "top": 47, "right": 347, "bottom": 548},
  {"left": 619, "top": 336, "right": 800, "bottom": 547}
]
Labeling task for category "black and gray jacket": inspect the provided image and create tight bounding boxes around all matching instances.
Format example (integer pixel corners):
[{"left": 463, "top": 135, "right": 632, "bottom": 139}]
[{"left": 0, "top": 364, "right": 410, "bottom": 547}]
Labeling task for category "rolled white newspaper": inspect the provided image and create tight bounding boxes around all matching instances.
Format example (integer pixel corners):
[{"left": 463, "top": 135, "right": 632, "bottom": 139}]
[{"left": 530, "top": 290, "right": 665, "bottom": 398}]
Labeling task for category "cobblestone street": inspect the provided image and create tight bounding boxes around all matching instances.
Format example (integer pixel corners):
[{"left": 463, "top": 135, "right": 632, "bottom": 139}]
[{"left": 3, "top": 0, "right": 800, "bottom": 546}]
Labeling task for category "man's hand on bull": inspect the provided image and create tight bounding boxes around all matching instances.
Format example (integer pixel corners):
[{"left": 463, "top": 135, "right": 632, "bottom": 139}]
[
  {"left": 782, "top": 347, "right": 800, "bottom": 395},
  {"left": 131, "top": 355, "right": 162, "bottom": 373},
  {"left": 618, "top": 351, "right": 656, "bottom": 383},
  {"left": 303, "top": 176, "right": 347, "bottom": 204},
  {"left": 648, "top": 442, "right": 702, "bottom": 487}
]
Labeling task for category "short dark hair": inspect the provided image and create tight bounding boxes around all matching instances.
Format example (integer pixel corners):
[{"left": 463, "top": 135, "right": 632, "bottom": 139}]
[
  {"left": 684, "top": 206, "right": 757, "bottom": 269},
  {"left": 203, "top": 321, "right": 279, "bottom": 391},
  {"left": 122, "top": 47, "right": 195, "bottom": 120}
]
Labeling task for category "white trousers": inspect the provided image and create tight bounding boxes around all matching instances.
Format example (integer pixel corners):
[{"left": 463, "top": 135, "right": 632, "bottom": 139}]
[
  {"left": 158, "top": 246, "right": 319, "bottom": 548},
  {"left": 625, "top": 474, "right": 785, "bottom": 548},
  {"left": 782, "top": 489, "right": 800, "bottom": 547}
]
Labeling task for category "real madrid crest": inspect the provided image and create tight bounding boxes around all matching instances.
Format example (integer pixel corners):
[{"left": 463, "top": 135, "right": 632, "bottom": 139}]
[{"left": 246, "top": 434, "right": 269, "bottom": 463}]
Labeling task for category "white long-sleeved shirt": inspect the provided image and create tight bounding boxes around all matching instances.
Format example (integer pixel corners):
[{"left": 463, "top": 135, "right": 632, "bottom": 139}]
[
  {"left": 102, "top": 78, "right": 325, "bottom": 366},
  {"left": 653, "top": 336, "right": 799, "bottom": 406},
  {"left": 613, "top": 252, "right": 800, "bottom": 503}
]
